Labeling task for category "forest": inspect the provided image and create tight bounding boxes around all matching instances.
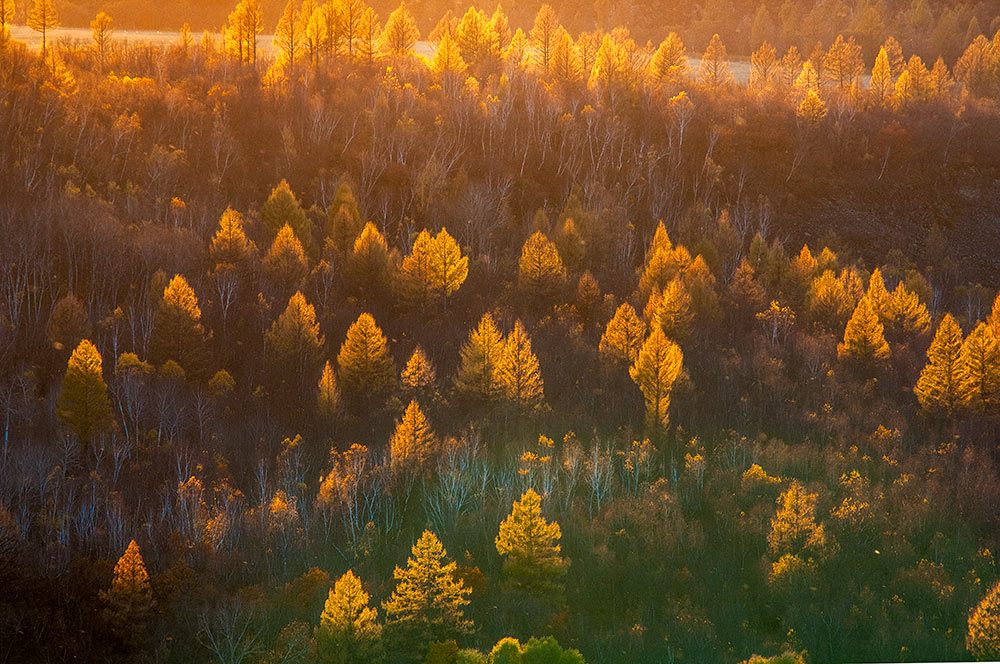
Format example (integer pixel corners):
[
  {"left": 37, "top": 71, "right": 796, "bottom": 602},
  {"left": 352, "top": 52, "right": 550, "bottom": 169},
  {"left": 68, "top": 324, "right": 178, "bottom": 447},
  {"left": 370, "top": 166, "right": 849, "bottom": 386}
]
[{"left": 3, "top": 0, "right": 1000, "bottom": 662}]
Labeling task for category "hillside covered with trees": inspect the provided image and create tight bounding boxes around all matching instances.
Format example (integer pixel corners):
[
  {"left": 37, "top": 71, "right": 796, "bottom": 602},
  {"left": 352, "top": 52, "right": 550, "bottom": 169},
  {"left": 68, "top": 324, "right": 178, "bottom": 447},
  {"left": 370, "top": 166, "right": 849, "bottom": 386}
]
[{"left": 3, "top": 1, "right": 1000, "bottom": 662}]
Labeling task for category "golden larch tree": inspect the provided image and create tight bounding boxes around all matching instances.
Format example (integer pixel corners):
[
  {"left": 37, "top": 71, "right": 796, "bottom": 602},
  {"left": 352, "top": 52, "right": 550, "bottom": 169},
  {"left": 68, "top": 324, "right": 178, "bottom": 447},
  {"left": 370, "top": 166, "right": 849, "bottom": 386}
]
[
  {"left": 262, "top": 179, "right": 311, "bottom": 245},
  {"left": 0, "top": 0, "right": 13, "bottom": 40},
  {"left": 768, "top": 481, "right": 827, "bottom": 559},
  {"left": 91, "top": 12, "right": 113, "bottom": 69},
  {"left": 354, "top": 7, "right": 380, "bottom": 65},
  {"left": 600, "top": 303, "right": 646, "bottom": 365},
  {"left": 638, "top": 221, "right": 684, "bottom": 300},
  {"left": 495, "top": 488, "right": 566, "bottom": 602},
  {"left": 210, "top": 207, "right": 254, "bottom": 266},
  {"left": 629, "top": 325, "right": 684, "bottom": 428},
  {"left": 57, "top": 339, "right": 112, "bottom": 444},
  {"left": 348, "top": 222, "right": 392, "bottom": 298},
  {"left": 518, "top": 231, "right": 566, "bottom": 303},
  {"left": 870, "top": 46, "right": 894, "bottom": 106},
  {"left": 381, "top": 1, "right": 419, "bottom": 56},
  {"left": 100, "top": 539, "right": 154, "bottom": 649},
  {"left": 401, "top": 346, "right": 437, "bottom": 395},
  {"left": 646, "top": 280, "right": 693, "bottom": 342},
  {"left": 529, "top": 4, "right": 560, "bottom": 73},
  {"left": 226, "top": 0, "right": 263, "bottom": 65},
  {"left": 266, "top": 291, "right": 325, "bottom": 400},
  {"left": 550, "top": 31, "right": 581, "bottom": 83},
  {"left": 383, "top": 531, "right": 472, "bottom": 655},
  {"left": 837, "top": 295, "right": 890, "bottom": 366},
  {"left": 958, "top": 322, "right": 1000, "bottom": 411},
  {"left": 749, "top": 41, "right": 778, "bottom": 93},
  {"left": 400, "top": 229, "right": 434, "bottom": 308},
  {"left": 823, "top": 34, "right": 863, "bottom": 90},
  {"left": 389, "top": 399, "right": 438, "bottom": 471},
  {"left": 337, "top": 312, "right": 395, "bottom": 400},
  {"left": 648, "top": 32, "right": 689, "bottom": 90},
  {"left": 455, "top": 312, "right": 504, "bottom": 401},
  {"left": 885, "top": 282, "right": 931, "bottom": 337},
  {"left": 317, "top": 360, "right": 341, "bottom": 415},
  {"left": 149, "top": 274, "right": 210, "bottom": 379},
  {"left": 698, "top": 33, "right": 733, "bottom": 88},
  {"left": 915, "top": 313, "right": 965, "bottom": 415},
  {"left": 497, "top": 320, "right": 545, "bottom": 411},
  {"left": 328, "top": 181, "right": 363, "bottom": 253},
  {"left": 968, "top": 580, "right": 1000, "bottom": 660},
  {"left": 274, "top": 0, "right": 304, "bottom": 74},
  {"left": 28, "top": 0, "right": 59, "bottom": 55},
  {"left": 428, "top": 227, "right": 468, "bottom": 309},
  {"left": 264, "top": 223, "right": 309, "bottom": 294},
  {"left": 317, "top": 570, "right": 382, "bottom": 664}
]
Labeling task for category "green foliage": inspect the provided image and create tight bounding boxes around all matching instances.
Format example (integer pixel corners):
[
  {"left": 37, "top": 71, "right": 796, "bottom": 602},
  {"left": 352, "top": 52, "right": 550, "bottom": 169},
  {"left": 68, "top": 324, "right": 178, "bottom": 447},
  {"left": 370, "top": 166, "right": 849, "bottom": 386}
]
[{"left": 56, "top": 339, "right": 112, "bottom": 443}]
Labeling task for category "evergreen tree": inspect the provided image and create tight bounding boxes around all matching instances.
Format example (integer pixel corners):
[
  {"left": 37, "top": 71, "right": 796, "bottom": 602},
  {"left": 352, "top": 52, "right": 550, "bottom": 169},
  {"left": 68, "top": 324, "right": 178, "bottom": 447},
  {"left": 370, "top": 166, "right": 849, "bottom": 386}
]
[
  {"left": 497, "top": 320, "right": 544, "bottom": 411},
  {"left": 600, "top": 303, "right": 646, "bottom": 365},
  {"left": 266, "top": 291, "right": 325, "bottom": 402},
  {"left": 316, "top": 570, "right": 383, "bottom": 664},
  {"left": 837, "top": 295, "right": 890, "bottom": 367},
  {"left": 968, "top": 580, "right": 1000, "bottom": 660},
  {"left": 518, "top": 231, "right": 566, "bottom": 303},
  {"left": 383, "top": 531, "right": 472, "bottom": 657},
  {"left": 629, "top": 325, "right": 683, "bottom": 428},
  {"left": 455, "top": 313, "right": 504, "bottom": 402},
  {"left": 337, "top": 313, "right": 395, "bottom": 402},
  {"left": 915, "top": 314, "right": 965, "bottom": 415},
  {"left": 645, "top": 280, "right": 692, "bottom": 341},
  {"left": 390, "top": 400, "right": 437, "bottom": 471},
  {"left": 91, "top": 11, "right": 113, "bottom": 70},
  {"left": 638, "top": 222, "right": 683, "bottom": 300},
  {"left": 550, "top": 32, "right": 582, "bottom": 83},
  {"left": 149, "top": 274, "right": 210, "bottom": 379},
  {"left": 495, "top": 488, "right": 566, "bottom": 604},
  {"left": 28, "top": 0, "right": 59, "bottom": 55},
  {"left": 381, "top": 1, "right": 419, "bottom": 56},
  {"left": 749, "top": 41, "right": 778, "bottom": 93},
  {"left": 100, "top": 539, "right": 154, "bottom": 650},
  {"left": 958, "top": 322, "right": 1000, "bottom": 411},
  {"left": 56, "top": 339, "right": 112, "bottom": 444},
  {"left": 882, "top": 36, "right": 904, "bottom": 78},
  {"left": 428, "top": 228, "right": 468, "bottom": 309},
  {"left": 885, "top": 282, "right": 931, "bottom": 337}
]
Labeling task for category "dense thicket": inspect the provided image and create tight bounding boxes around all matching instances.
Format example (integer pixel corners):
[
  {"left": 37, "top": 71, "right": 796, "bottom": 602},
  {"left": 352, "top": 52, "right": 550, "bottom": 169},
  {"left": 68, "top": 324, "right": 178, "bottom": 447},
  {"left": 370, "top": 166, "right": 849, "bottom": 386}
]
[{"left": 3, "top": 9, "right": 1000, "bottom": 664}]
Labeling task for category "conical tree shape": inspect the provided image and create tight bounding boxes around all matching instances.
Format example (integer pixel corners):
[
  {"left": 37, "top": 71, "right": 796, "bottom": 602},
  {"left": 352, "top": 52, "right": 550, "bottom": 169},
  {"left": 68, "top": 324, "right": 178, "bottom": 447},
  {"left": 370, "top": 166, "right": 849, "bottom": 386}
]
[
  {"left": 210, "top": 207, "right": 254, "bottom": 266},
  {"left": 518, "top": 231, "right": 566, "bottom": 303},
  {"left": 317, "top": 570, "right": 383, "bottom": 664},
  {"left": 455, "top": 312, "right": 504, "bottom": 401},
  {"left": 682, "top": 255, "right": 721, "bottom": 323},
  {"left": 497, "top": 320, "right": 544, "bottom": 411},
  {"left": 698, "top": 33, "right": 733, "bottom": 88},
  {"left": 915, "top": 314, "right": 965, "bottom": 415},
  {"left": 431, "top": 29, "right": 466, "bottom": 77},
  {"left": 401, "top": 346, "right": 437, "bottom": 394},
  {"left": 428, "top": 227, "right": 468, "bottom": 308},
  {"left": 317, "top": 360, "right": 341, "bottom": 415},
  {"left": 328, "top": 182, "right": 363, "bottom": 253},
  {"left": 648, "top": 33, "right": 688, "bottom": 88},
  {"left": 100, "top": 539, "right": 154, "bottom": 649},
  {"left": 885, "top": 282, "right": 930, "bottom": 337},
  {"left": 529, "top": 4, "right": 560, "bottom": 72},
  {"left": 27, "top": 0, "right": 59, "bottom": 54},
  {"left": 495, "top": 488, "right": 566, "bottom": 600},
  {"left": 867, "top": 268, "right": 889, "bottom": 317},
  {"left": 381, "top": 1, "right": 419, "bottom": 56},
  {"left": 870, "top": 47, "right": 893, "bottom": 106},
  {"left": 266, "top": 291, "right": 325, "bottom": 401},
  {"left": 645, "top": 281, "right": 693, "bottom": 341},
  {"left": 337, "top": 313, "right": 395, "bottom": 401},
  {"left": 348, "top": 222, "right": 392, "bottom": 299},
  {"left": 629, "top": 325, "right": 683, "bottom": 428},
  {"left": 399, "top": 229, "right": 434, "bottom": 308},
  {"left": 57, "top": 339, "right": 113, "bottom": 444},
  {"left": 264, "top": 223, "right": 309, "bottom": 294},
  {"left": 149, "top": 274, "right": 210, "bottom": 379},
  {"left": 837, "top": 295, "right": 890, "bottom": 367},
  {"left": 749, "top": 41, "right": 778, "bottom": 93},
  {"left": 600, "top": 303, "right": 646, "bottom": 365},
  {"left": 383, "top": 531, "right": 472, "bottom": 656},
  {"left": 987, "top": 292, "right": 1000, "bottom": 341},
  {"left": 550, "top": 31, "right": 582, "bottom": 83},
  {"left": 969, "top": 580, "right": 1000, "bottom": 660},
  {"left": 638, "top": 222, "right": 683, "bottom": 300},
  {"left": 958, "top": 322, "right": 1000, "bottom": 411},
  {"left": 389, "top": 399, "right": 437, "bottom": 471},
  {"left": 262, "top": 179, "right": 311, "bottom": 246}
]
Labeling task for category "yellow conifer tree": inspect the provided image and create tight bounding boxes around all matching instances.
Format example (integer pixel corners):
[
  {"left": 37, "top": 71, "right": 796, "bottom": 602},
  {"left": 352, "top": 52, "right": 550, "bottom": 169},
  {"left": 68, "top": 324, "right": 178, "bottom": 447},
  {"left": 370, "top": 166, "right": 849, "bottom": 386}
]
[
  {"left": 100, "top": 539, "right": 154, "bottom": 648},
  {"left": 958, "top": 322, "right": 1000, "bottom": 411},
  {"left": 317, "top": 570, "right": 383, "bottom": 664},
  {"left": 428, "top": 227, "right": 468, "bottom": 309},
  {"left": 518, "top": 231, "right": 566, "bottom": 303},
  {"left": 837, "top": 295, "right": 890, "bottom": 366},
  {"left": 495, "top": 488, "right": 566, "bottom": 603},
  {"left": 455, "top": 312, "right": 504, "bottom": 401},
  {"left": 389, "top": 399, "right": 437, "bottom": 471},
  {"left": 497, "top": 320, "right": 545, "bottom": 411},
  {"left": 149, "top": 274, "right": 210, "bottom": 379},
  {"left": 629, "top": 325, "right": 683, "bottom": 428},
  {"left": 915, "top": 313, "right": 965, "bottom": 415},
  {"left": 600, "top": 303, "right": 646, "bottom": 365},
  {"left": 57, "top": 339, "right": 113, "bottom": 444},
  {"left": 337, "top": 312, "right": 395, "bottom": 401}
]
